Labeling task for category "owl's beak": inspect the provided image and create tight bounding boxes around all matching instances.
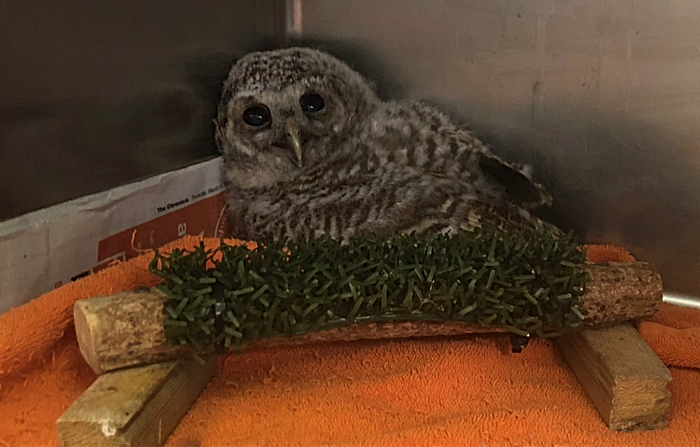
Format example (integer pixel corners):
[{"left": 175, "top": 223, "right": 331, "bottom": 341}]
[{"left": 285, "top": 118, "right": 303, "bottom": 167}]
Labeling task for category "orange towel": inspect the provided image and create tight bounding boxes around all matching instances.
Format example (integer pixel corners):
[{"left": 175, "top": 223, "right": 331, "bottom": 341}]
[{"left": 1, "top": 237, "right": 699, "bottom": 446}]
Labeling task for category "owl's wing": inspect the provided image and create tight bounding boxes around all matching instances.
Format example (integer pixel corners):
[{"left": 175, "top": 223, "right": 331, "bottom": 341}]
[
  {"left": 352, "top": 170, "right": 560, "bottom": 238},
  {"left": 390, "top": 101, "right": 553, "bottom": 210},
  {"left": 444, "top": 192, "right": 562, "bottom": 236},
  {"left": 477, "top": 152, "right": 553, "bottom": 209},
  {"left": 377, "top": 191, "right": 559, "bottom": 237}
]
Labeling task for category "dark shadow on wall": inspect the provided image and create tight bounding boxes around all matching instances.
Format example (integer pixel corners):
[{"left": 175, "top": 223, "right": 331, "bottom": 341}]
[
  {"left": 287, "top": 37, "right": 413, "bottom": 101},
  {"left": 0, "top": 48, "right": 260, "bottom": 221},
  {"left": 0, "top": 0, "right": 289, "bottom": 220}
]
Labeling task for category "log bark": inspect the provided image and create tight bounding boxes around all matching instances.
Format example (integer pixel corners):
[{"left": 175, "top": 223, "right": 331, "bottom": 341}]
[{"left": 75, "top": 261, "right": 662, "bottom": 374}]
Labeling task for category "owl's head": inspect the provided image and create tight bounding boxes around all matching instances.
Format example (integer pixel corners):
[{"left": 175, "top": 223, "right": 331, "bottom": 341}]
[{"left": 215, "top": 47, "right": 380, "bottom": 189}]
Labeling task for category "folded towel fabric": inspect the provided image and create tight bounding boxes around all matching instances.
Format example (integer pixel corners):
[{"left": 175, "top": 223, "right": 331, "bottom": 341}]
[{"left": 0, "top": 236, "right": 699, "bottom": 446}]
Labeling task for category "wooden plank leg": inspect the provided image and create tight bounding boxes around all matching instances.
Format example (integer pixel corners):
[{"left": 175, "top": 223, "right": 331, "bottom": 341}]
[
  {"left": 57, "top": 356, "right": 217, "bottom": 447},
  {"left": 555, "top": 323, "right": 672, "bottom": 432}
]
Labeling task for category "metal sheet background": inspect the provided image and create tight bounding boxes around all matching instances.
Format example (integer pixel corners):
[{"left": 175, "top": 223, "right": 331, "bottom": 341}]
[
  {"left": 0, "top": 0, "right": 283, "bottom": 220},
  {"left": 296, "top": 0, "right": 700, "bottom": 300}
]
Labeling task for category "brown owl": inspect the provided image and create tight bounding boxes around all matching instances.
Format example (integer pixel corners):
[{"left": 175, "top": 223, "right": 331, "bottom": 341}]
[{"left": 215, "top": 47, "right": 559, "bottom": 242}]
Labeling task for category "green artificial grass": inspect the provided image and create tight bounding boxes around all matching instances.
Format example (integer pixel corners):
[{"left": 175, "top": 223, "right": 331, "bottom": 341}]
[{"left": 149, "top": 229, "right": 588, "bottom": 358}]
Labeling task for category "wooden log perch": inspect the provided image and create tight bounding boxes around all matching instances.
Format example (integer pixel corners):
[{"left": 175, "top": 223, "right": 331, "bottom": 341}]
[
  {"left": 555, "top": 323, "right": 672, "bottom": 432},
  {"left": 75, "top": 261, "right": 662, "bottom": 374},
  {"left": 57, "top": 356, "right": 217, "bottom": 447}
]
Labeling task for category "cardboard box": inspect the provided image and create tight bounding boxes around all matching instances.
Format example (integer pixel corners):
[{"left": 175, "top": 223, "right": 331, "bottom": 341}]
[{"left": 0, "top": 157, "right": 226, "bottom": 315}]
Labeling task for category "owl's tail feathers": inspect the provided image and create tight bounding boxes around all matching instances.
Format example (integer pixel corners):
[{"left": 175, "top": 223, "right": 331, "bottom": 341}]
[{"left": 478, "top": 153, "right": 553, "bottom": 209}]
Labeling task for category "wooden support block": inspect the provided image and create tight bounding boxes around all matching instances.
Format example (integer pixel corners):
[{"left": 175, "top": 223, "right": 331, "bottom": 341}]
[
  {"left": 555, "top": 323, "right": 672, "bottom": 432},
  {"left": 57, "top": 356, "right": 217, "bottom": 447}
]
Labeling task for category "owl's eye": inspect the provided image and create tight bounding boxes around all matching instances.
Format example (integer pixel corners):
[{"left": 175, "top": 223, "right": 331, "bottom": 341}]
[
  {"left": 242, "top": 105, "right": 271, "bottom": 127},
  {"left": 300, "top": 93, "right": 325, "bottom": 114}
]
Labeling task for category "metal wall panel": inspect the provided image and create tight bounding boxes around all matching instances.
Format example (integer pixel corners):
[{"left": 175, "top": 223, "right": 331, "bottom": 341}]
[
  {"left": 297, "top": 0, "right": 700, "bottom": 300},
  {"left": 0, "top": 0, "right": 283, "bottom": 220}
]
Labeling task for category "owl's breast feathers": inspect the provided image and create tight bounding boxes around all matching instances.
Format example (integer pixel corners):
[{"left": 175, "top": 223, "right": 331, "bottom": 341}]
[{"left": 230, "top": 161, "right": 559, "bottom": 243}]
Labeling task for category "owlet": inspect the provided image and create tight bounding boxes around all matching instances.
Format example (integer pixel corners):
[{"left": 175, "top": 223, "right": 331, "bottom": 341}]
[{"left": 215, "top": 47, "right": 559, "bottom": 242}]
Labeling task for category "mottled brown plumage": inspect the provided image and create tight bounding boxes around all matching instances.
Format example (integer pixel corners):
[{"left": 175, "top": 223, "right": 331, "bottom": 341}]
[{"left": 215, "top": 47, "right": 558, "bottom": 242}]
